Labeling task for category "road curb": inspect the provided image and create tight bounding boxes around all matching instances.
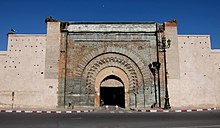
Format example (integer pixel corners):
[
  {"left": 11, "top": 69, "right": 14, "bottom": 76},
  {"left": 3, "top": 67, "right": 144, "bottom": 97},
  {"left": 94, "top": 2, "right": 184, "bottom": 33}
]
[
  {"left": 0, "top": 109, "right": 95, "bottom": 114},
  {"left": 131, "top": 108, "right": 217, "bottom": 113}
]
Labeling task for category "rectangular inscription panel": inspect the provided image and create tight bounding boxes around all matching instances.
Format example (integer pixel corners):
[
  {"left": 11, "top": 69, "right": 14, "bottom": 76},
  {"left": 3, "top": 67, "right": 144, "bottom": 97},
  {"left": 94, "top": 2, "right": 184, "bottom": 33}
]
[{"left": 67, "top": 23, "right": 156, "bottom": 32}]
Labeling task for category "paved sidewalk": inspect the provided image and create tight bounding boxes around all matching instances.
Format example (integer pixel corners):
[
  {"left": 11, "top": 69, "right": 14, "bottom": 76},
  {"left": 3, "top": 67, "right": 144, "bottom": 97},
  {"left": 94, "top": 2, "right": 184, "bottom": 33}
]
[
  {"left": 131, "top": 107, "right": 217, "bottom": 113},
  {"left": 0, "top": 106, "right": 218, "bottom": 114},
  {"left": 0, "top": 106, "right": 95, "bottom": 114}
]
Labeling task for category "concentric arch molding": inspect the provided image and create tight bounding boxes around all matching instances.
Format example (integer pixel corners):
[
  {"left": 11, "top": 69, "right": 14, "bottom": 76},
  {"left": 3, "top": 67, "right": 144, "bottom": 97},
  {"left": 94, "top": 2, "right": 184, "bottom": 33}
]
[
  {"left": 75, "top": 45, "right": 150, "bottom": 93},
  {"left": 84, "top": 54, "right": 141, "bottom": 94}
]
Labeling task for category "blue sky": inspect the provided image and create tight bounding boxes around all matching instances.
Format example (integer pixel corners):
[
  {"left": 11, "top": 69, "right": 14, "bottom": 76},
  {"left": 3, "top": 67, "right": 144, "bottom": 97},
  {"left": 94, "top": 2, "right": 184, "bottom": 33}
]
[{"left": 1, "top": 0, "right": 220, "bottom": 50}]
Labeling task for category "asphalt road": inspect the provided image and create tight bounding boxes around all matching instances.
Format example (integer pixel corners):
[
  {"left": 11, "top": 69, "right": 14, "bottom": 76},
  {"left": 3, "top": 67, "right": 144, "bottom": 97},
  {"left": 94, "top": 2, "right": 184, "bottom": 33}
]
[{"left": 0, "top": 109, "right": 220, "bottom": 128}]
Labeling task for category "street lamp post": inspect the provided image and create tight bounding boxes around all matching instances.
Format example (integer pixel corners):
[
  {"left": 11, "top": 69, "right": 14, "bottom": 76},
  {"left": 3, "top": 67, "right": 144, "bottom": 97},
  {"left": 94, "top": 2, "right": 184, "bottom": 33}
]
[
  {"left": 148, "top": 63, "right": 157, "bottom": 106},
  {"left": 161, "top": 37, "right": 171, "bottom": 109},
  {"left": 154, "top": 62, "right": 161, "bottom": 107},
  {"left": 149, "top": 62, "right": 161, "bottom": 108}
]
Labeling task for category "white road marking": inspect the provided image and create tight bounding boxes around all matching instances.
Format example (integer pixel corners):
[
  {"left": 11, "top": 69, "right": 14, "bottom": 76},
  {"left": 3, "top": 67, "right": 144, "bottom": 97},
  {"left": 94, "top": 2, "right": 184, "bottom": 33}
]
[
  {"left": 6, "top": 110, "right": 12, "bottom": 113},
  {"left": 150, "top": 110, "right": 157, "bottom": 112},
  {"left": 66, "top": 111, "right": 72, "bottom": 113},
  {"left": 24, "top": 110, "right": 32, "bottom": 113},
  {"left": 187, "top": 110, "right": 192, "bottom": 112},
  {"left": 197, "top": 109, "right": 203, "bottom": 111},
  {"left": 175, "top": 110, "right": 182, "bottom": 112},
  {"left": 36, "top": 111, "right": 42, "bottom": 113}
]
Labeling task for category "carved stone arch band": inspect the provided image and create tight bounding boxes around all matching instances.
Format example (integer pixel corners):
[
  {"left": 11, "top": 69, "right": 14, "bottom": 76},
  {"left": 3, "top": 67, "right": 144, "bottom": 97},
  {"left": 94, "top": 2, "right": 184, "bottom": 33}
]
[
  {"left": 81, "top": 53, "right": 144, "bottom": 107},
  {"left": 84, "top": 54, "right": 141, "bottom": 93},
  {"left": 75, "top": 45, "right": 148, "bottom": 85}
]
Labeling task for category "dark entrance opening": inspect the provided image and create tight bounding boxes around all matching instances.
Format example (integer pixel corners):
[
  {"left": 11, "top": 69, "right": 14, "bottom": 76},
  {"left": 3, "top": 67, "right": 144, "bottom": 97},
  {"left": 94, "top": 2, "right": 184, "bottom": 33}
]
[
  {"left": 100, "top": 87, "right": 125, "bottom": 108},
  {"left": 100, "top": 75, "right": 125, "bottom": 108}
]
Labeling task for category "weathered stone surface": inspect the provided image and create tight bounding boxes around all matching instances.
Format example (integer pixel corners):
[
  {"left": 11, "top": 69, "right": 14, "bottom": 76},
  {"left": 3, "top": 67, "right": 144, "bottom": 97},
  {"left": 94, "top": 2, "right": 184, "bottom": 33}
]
[
  {"left": 67, "top": 23, "right": 156, "bottom": 32},
  {"left": 0, "top": 20, "right": 219, "bottom": 109},
  {"left": 0, "top": 34, "right": 58, "bottom": 108},
  {"left": 62, "top": 30, "right": 159, "bottom": 108}
]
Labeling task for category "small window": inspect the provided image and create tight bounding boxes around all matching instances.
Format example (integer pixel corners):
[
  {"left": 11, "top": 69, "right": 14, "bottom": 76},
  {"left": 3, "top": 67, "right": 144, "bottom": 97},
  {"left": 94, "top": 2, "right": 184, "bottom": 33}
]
[
  {"left": 41, "top": 72, "right": 44, "bottom": 74},
  {"left": 11, "top": 45, "right": 13, "bottom": 47},
  {"left": 50, "top": 66, "right": 53, "bottom": 68},
  {"left": 15, "top": 66, "right": 16, "bottom": 68}
]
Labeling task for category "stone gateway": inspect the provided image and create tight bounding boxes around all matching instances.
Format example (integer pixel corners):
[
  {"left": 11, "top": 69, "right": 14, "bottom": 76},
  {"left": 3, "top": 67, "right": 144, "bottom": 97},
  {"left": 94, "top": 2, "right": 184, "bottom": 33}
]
[{"left": 0, "top": 18, "right": 219, "bottom": 109}]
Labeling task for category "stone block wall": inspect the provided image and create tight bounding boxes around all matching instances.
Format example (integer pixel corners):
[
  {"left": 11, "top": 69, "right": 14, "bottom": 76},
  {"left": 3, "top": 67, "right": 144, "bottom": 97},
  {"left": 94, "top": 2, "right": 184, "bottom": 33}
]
[
  {"left": 0, "top": 34, "right": 58, "bottom": 108},
  {"left": 210, "top": 50, "right": 220, "bottom": 107},
  {"left": 1, "top": 19, "right": 219, "bottom": 109},
  {"left": 58, "top": 23, "right": 163, "bottom": 108},
  {"left": 175, "top": 35, "right": 220, "bottom": 107}
]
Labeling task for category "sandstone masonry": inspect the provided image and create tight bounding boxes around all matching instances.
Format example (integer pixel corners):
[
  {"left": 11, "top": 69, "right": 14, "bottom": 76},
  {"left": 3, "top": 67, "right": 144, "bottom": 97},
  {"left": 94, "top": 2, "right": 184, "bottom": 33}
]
[{"left": 0, "top": 18, "right": 219, "bottom": 109}]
